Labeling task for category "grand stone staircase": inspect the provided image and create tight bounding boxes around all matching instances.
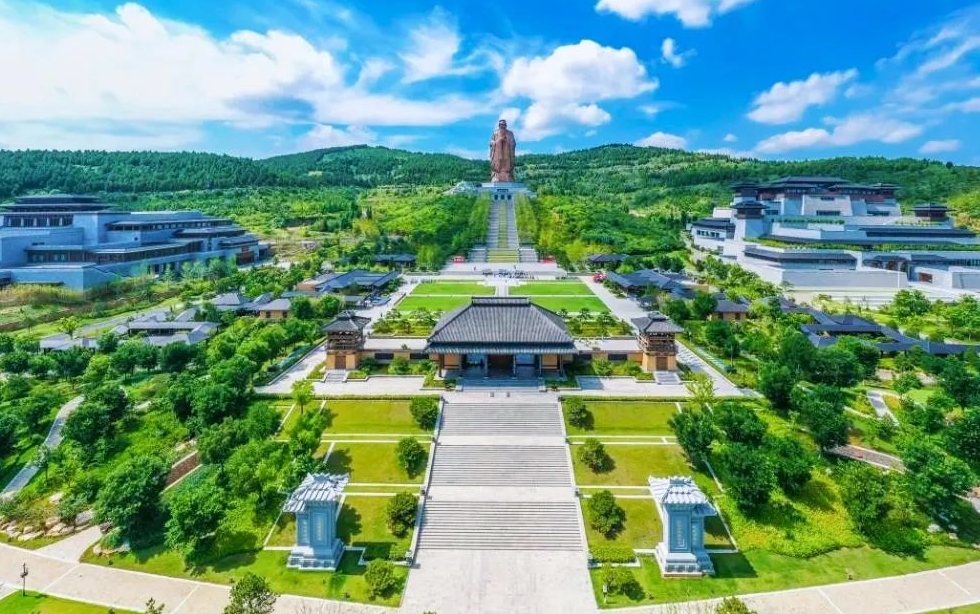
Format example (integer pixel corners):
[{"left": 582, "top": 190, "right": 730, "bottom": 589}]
[
  {"left": 416, "top": 395, "right": 584, "bottom": 552},
  {"left": 439, "top": 401, "right": 563, "bottom": 437}
]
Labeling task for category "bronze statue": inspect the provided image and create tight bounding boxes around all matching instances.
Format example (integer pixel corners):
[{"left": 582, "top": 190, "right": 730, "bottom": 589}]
[{"left": 489, "top": 119, "right": 516, "bottom": 182}]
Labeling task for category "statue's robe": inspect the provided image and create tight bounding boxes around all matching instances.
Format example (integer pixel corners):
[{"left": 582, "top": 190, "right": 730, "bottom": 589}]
[{"left": 490, "top": 129, "right": 516, "bottom": 182}]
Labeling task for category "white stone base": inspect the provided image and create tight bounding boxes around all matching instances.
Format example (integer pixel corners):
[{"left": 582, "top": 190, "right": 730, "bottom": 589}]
[
  {"left": 654, "top": 542, "right": 715, "bottom": 576},
  {"left": 286, "top": 538, "right": 345, "bottom": 570}
]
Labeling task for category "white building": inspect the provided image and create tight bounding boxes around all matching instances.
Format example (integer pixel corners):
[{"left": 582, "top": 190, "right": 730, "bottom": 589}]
[{"left": 690, "top": 177, "right": 980, "bottom": 291}]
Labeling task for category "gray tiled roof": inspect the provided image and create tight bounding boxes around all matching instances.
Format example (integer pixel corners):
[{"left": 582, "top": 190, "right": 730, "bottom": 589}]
[
  {"left": 427, "top": 297, "right": 574, "bottom": 351},
  {"left": 648, "top": 476, "right": 716, "bottom": 516},
  {"left": 632, "top": 312, "right": 684, "bottom": 334},
  {"left": 324, "top": 310, "right": 370, "bottom": 332},
  {"left": 284, "top": 473, "right": 350, "bottom": 513}
]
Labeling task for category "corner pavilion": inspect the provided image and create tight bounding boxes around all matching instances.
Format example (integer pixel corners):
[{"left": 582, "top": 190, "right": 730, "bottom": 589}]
[{"left": 425, "top": 297, "right": 576, "bottom": 377}]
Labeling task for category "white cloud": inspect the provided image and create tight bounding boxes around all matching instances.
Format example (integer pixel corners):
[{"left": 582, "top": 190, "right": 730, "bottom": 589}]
[
  {"left": 521, "top": 102, "right": 611, "bottom": 141},
  {"left": 919, "top": 139, "right": 961, "bottom": 154},
  {"left": 640, "top": 104, "right": 663, "bottom": 116},
  {"left": 0, "top": 121, "right": 202, "bottom": 150},
  {"left": 502, "top": 40, "right": 657, "bottom": 103},
  {"left": 501, "top": 40, "right": 656, "bottom": 141},
  {"left": 398, "top": 8, "right": 474, "bottom": 83},
  {"left": 747, "top": 69, "right": 858, "bottom": 124},
  {"left": 723, "top": 133, "right": 737, "bottom": 143},
  {"left": 595, "top": 0, "right": 757, "bottom": 27},
  {"left": 754, "top": 114, "right": 924, "bottom": 154},
  {"left": 661, "top": 38, "right": 693, "bottom": 68},
  {"left": 0, "top": 1, "right": 495, "bottom": 150},
  {"left": 635, "top": 131, "right": 688, "bottom": 149},
  {"left": 915, "top": 36, "right": 980, "bottom": 76},
  {"left": 945, "top": 96, "right": 980, "bottom": 112},
  {"left": 446, "top": 146, "right": 486, "bottom": 160},
  {"left": 298, "top": 124, "right": 377, "bottom": 149}
]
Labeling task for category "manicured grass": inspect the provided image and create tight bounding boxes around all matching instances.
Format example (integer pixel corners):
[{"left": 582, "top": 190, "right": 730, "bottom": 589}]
[
  {"left": 0, "top": 592, "right": 137, "bottom": 614},
  {"left": 572, "top": 444, "right": 699, "bottom": 487},
  {"left": 84, "top": 547, "right": 407, "bottom": 606},
  {"left": 512, "top": 280, "right": 592, "bottom": 296},
  {"left": 922, "top": 605, "right": 980, "bottom": 614},
  {"left": 563, "top": 400, "right": 679, "bottom": 436},
  {"left": 581, "top": 497, "right": 661, "bottom": 551},
  {"left": 906, "top": 387, "right": 937, "bottom": 404},
  {"left": 396, "top": 295, "right": 470, "bottom": 312},
  {"left": 324, "top": 443, "right": 426, "bottom": 483},
  {"left": 323, "top": 400, "right": 430, "bottom": 434},
  {"left": 591, "top": 545, "right": 980, "bottom": 607},
  {"left": 411, "top": 282, "right": 495, "bottom": 295},
  {"left": 529, "top": 296, "right": 609, "bottom": 313},
  {"left": 268, "top": 494, "right": 415, "bottom": 560}
]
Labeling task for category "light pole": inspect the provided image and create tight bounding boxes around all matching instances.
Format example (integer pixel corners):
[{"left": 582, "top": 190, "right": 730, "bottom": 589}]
[{"left": 20, "top": 562, "right": 28, "bottom": 596}]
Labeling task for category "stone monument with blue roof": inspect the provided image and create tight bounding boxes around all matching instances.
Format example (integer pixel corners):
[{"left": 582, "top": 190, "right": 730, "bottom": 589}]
[
  {"left": 648, "top": 476, "right": 717, "bottom": 576},
  {"left": 284, "top": 473, "right": 349, "bottom": 570}
]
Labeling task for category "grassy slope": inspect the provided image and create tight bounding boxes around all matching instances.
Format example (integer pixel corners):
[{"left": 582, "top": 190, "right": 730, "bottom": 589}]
[
  {"left": 563, "top": 401, "right": 679, "bottom": 436},
  {"left": 0, "top": 592, "right": 137, "bottom": 614}
]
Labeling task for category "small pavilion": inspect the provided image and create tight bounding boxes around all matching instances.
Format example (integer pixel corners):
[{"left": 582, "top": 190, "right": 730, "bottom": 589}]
[
  {"left": 284, "top": 473, "right": 349, "bottom": 570},
  {"left": 323, "top": 311, "right": 371, "bottom": 370},
  {"left": 648, "top": 476, "right": 717, "bottom": 576},
  {"left": 632, "top": 312, "right": 684, "bottom": 372},
  {"left": 425, "top": 297, "right": 576, "bottom": 377}
]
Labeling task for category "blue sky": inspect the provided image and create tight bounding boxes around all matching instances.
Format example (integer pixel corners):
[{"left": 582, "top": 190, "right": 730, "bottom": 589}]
[{"left": 1, "top": 0, "right": 979, "bottom": 163}]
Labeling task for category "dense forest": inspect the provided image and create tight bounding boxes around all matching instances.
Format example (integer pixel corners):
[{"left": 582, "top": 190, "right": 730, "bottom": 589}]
[{"left": 2, "top": 145, "right": 979, "bottom": 265}]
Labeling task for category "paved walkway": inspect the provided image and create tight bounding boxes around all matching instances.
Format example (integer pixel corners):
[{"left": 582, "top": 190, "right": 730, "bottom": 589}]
[
  {"left": 867, "top": 389, "right": 900, "bottom": 424},
  {"left": 4, "top": 535, "right": 980, "bottom": 614},
  {"left": 2, "top": 395, "right": 83, "bottom": 498}
]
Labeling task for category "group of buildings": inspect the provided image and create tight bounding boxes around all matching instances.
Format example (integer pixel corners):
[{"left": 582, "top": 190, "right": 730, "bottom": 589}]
[
  {"left": 321, "top": 296, "right": 687, "bottom": 378},
  {"left": 690, "top": 176, "right": 980, "bottom": 291},
  {"left": 0, "top": 195, "right": 270, "bottom": 291}
]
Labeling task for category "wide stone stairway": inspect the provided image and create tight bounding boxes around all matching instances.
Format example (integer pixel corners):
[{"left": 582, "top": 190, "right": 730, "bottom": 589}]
[{"left": 403, "top": 393, "right": 594, "bottom": 613}]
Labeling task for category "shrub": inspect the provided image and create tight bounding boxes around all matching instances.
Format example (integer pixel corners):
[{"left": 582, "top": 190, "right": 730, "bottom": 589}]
[
  {"left": 409, "top": 397, "right": 439, "bottom": 430},
  {"left": 386, "top": 492, "right": 418, "bottom": 537},
  {"left": 578, "top": 438, "right": 612, "bottom": 472},
  {"left": 893, "top": 372, "right": 922, "bottom": 394},
  {"left": 592, "top": 359, "right": 613, "bottom": 376},
  {"left": 587, "top": 490, "right": 625, "bottom": 537},
  {"left": 364, "top": 559, "right": 399, "bottom": 598},
  {"left": 716, "top": 597, "right": 758, "bottom": 614},
  {"left": 395, "top": 438, "right": 428, "bottom": 478},
  {"left": 565, "top": 397, "right": 593, "bottom": 430},
  {"left": 601, "top": 565, "right": 642, "bottom": 599},
  {"left": 389, "top": 356, "right": 410, "bottom": 375},
  {"left": 590, "top": 546, "right": 635, "bottom": 564},
  {"left": 716, "top": 442, "right": 775, "bottom": 513}
]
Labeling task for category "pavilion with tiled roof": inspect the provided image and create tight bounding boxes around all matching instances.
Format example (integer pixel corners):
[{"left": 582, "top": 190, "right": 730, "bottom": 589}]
[{"left": 425, "top": 297, "right": 576, "bottom": 376}]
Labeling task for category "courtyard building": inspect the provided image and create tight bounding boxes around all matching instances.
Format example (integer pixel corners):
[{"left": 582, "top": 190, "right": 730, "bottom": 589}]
[
  {"left": 323, "top": 310, "right": 371, "bottom": 370},
  {"left": 632, "top": 312, "right": 684, "bottom": 372},
  {"left": 425, "top": 297, "right": 576, "bottom": 377},
  {"left": 690, "top": 177, "right": 980, "bottom": 291},
  {"left": 0, "top": 194, "right": 269, "bottom": 290}
]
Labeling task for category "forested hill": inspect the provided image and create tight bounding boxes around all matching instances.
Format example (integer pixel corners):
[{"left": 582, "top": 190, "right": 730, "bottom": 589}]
[
  {"left": 263, "top": 145, "right": 488, "bottom": 187},
  {"left": 2, "top": 145, "right": 980, "bottom": 207}
]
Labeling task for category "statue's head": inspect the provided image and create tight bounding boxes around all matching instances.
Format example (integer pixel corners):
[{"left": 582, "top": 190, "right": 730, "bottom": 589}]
[{"left": 498, "top": 119, "right": 508, "bottom": 129}]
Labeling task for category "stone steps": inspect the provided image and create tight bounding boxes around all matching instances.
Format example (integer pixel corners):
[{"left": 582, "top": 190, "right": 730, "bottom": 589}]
[
  {"left": 654, "top": 371, "right": 681, "bottom": 385},
  {"left": 417, "top": 500, "right": 583, "bottom": 550},
  {"left": 430, "top": 445, "right": 571, "bottom": 487},
  {"left": 440, "top": 402, "right": 563, "bottom": 436},
  {"left": 323, "top": 370, "right": 346, "bottom": 383}
]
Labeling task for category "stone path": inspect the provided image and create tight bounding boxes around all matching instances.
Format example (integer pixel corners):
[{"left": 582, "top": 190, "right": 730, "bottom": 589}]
[
  {"left": 2, "top": 395, "right": 83, "bottom": 498},
  {"left": 401, "top": 392, "right": 595, "bottom": 614},
  {"left": 867, "top": 389, "right": 900, "bottom": 424},
  {"left": 828, "top": 445, "right": 905, "bottom": 471}
]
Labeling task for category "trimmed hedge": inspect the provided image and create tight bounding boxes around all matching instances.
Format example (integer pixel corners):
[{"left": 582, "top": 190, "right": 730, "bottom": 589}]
[{"left": 590, "top": 546, "right": 637, "bottom": 563}]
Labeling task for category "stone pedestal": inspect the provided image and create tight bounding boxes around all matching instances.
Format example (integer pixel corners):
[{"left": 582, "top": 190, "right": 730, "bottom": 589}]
[{"left": 478, "top": 182, "right": 536, "bottom": 200}]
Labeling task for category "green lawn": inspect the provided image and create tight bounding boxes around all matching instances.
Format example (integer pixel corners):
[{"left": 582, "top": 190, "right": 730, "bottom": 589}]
[
  {"left": 529, "top": 296, "right": 609, "bottom": 313},
  {"left": 572, "top": 444, "right": 698, "bottom": 487},
  {"left": 592, "top": 546, "right": 980, "bottom": 607},
  {"left": 396, "top": 295, "right": 470, "bottom": 312},
  {"left": 906, "top": 387, "right": 937, "bottom": 404},
  {"left": 0, "top": 592, "right": 137, "bottom": 614},
  {"left": 321, "top": 400, "right": 431, "bottom": 434},
  {"left": 411, "top": 282, "right": 495, "bottom": 295},
  {"left": 582, "top": 497, "right": 661, "bottom": 551},
  {"left": 564, "top": 401, "right": 679, "bottom": 436},
  {"left": 268, "top": 494, "right": 415, "bottom": 560},
  {"left": 324, "top": 443, "right": 427, "bottom": 483},
  {"left": 512, "top": 280, "right": 592, "bottom": 296},
  {"left": 84, "top": 547, "right": 407, "bottom": 606},
  {"left": 922, "top": 605, "right": 980, "bottom": 614}
]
